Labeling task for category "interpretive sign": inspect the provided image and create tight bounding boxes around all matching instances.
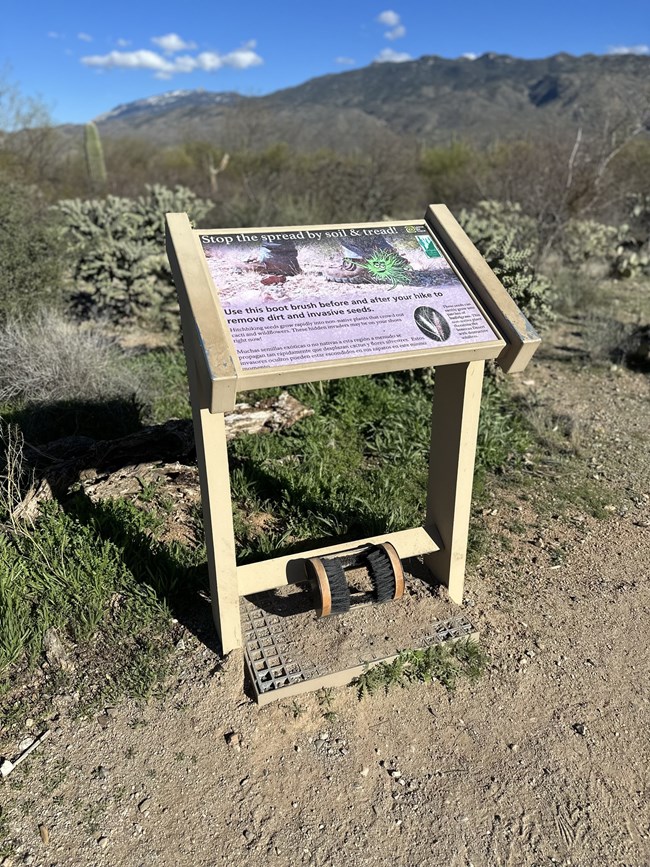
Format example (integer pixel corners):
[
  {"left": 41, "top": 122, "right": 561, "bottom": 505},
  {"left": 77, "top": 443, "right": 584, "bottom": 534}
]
[
  {"left": 165, "top": 207, "right": 541, "bottom": 658},
  {"left": 199, "top": 222, "right": 500, "bottom": 370}
]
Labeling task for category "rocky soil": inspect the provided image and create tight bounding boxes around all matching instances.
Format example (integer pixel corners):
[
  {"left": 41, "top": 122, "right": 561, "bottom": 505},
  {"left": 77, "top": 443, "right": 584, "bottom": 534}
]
[{"left": 1, "top": 319, "right": 649, "bottom": 867}]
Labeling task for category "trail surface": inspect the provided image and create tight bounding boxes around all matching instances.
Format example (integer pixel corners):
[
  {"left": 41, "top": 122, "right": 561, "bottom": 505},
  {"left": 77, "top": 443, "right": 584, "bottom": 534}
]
[{"left": 2, "top": 329, "right": 649, "bottom": 867}]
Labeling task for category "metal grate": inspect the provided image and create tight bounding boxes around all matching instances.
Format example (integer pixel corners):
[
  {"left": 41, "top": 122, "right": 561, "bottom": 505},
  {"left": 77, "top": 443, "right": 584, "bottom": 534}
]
[
  {"left": 242, "top": 601, "right": 318, "bottom": 696},
  {"left": 426, "top": 614, "right": 477, "bottom": 644}
]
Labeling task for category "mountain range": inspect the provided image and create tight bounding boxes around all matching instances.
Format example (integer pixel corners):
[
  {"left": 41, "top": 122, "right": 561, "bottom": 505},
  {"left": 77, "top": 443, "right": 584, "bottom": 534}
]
[{"left": 91, "top": 52, "right": 650, "bottom": 152}]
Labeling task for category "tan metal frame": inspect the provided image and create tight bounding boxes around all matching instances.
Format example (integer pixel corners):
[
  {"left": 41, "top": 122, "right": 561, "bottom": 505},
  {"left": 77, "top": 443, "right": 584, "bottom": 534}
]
[{"left": 166, "top": 208, "right": 540, "bottom": 653}]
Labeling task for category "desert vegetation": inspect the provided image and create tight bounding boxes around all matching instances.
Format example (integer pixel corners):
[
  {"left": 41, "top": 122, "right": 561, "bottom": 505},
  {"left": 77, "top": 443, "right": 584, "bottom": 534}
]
[{"left": 0, "top": 71, "right": 648, "bottom": 731}]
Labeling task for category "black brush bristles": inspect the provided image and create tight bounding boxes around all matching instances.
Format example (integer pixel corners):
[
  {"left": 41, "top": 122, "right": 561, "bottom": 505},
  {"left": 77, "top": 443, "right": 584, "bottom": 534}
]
[
  {"left": 366, "top": 546, "right": 397, "bottom": 603},
  {"left": 323, "top": 559, "right": 351, "bottom": 615}
]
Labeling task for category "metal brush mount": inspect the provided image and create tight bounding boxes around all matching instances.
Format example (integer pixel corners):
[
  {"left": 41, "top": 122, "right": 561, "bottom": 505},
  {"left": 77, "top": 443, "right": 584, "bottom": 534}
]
[{"left": 305, "top": 542, "right": 405, "bottom": 617}]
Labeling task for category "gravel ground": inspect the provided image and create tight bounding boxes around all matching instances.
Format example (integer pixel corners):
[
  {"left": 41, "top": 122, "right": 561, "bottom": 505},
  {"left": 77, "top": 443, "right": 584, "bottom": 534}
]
[{"left": 1, "top": 320, "right": 649, "bottom": 867}]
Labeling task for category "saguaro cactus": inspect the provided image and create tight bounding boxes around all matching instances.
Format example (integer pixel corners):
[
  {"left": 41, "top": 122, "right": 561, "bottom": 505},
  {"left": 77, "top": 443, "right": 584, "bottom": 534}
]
[
  {"left": 208, "top": 152, "right": 230, "bottom": 195},
  {"left": 84, "top": 121, "right": 107, "bottom": 192}
]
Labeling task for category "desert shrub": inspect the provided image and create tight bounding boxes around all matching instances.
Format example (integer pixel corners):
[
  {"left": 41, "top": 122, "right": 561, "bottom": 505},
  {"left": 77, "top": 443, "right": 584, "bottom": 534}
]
[
  {"left": 0, "top": 310, "right": 134, "bottom": 405},
  {"left": 459, "top": 200, "right": 553, "bottom": 326},
  {"left": 210, "top": 142, "right": 419, "bottom": 227},
  {"left": 0, "top": 421, "right": 32, "bottom": 524},
  {"left": 0, "top": 180, "right": 68, "bottom": 322},
  {"left": 56, "top": 184, "right": 212, "bottom": 330},
  {"left": 418, "top": 142, "right": 480, "bottom": 209}
]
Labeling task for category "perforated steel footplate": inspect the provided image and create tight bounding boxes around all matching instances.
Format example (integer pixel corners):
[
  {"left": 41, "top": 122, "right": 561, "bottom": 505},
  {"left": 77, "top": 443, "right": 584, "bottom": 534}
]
[
  {"left": 243, "top": 597, "right": 478, "bottom": 705},
  {"left": 242, "top": 600, "right": 319, "bottom": 697}
]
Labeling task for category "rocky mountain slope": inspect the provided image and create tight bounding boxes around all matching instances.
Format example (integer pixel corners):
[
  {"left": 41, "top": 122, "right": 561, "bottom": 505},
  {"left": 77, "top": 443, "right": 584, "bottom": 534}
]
[{"left": 91, "top": 52, "right": 650, "bottom": 151}]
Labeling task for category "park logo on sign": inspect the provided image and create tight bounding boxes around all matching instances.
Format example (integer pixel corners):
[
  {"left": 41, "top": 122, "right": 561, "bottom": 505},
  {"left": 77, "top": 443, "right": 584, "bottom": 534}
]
[{"left": 417, "top": 235, "right": 440, "bottom": 258}]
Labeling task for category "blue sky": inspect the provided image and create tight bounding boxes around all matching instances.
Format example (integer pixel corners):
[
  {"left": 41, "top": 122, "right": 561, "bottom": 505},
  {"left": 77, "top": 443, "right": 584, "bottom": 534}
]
[{"left": 2, "top": 0, "right": 649, "bottom": 125}]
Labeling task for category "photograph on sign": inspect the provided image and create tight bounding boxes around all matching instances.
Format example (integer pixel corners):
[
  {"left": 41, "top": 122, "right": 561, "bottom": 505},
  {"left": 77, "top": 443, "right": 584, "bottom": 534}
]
[{"left": 200, "top": 223, "right": 498, "bottom": 370}]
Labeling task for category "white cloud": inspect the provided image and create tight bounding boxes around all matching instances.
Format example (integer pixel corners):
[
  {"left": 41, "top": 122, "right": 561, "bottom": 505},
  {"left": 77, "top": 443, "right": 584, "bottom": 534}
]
[
  {"left": 377, "top": 10, "right": 405, "bottom": 40},
  {"left": 81, "top": 41, "right": 263, "bottom": 76},
  {"left": 195, "top": 52, "right": 222, "bottom": 72},
  {"left": 386, "top": 24, "right": 406, "bottom": 40},
  {"left": 378, "top": 10, "right": 400, "bottom": 27},
  {"left": 194, "top": 47, "right": 262, "bottom": 71},
  {"left": 152, "top": 33, "right": 196, "bottom": 54},
  {"left": 461, "top": 52, "right": 477, "bottom": 60},
  {"left": 82, "top": 49, "right": 175, "bottom": 73},
  {"left": 607, "top": 44, "right": 649, "bottom": 55},
  {"left": 172, "top": 54, "right": 198, "bottom": 73},
  {"left": 222, "top": 46, "right": 263, "bottom": 69},
  {"left": 335, "top": 56, "right": 356, "bottom": 66},
  {"left": 116, "top": 38, "right": 130, "bottom": 48},
  {"left": 375, "top": 47, "right": 411, "bottom": 63},
  {"left": 77, "top": 32, "right": 93, "bottom": 42},
  {"left": 47, "top": 31, "right": 62, "bottom": 39}
]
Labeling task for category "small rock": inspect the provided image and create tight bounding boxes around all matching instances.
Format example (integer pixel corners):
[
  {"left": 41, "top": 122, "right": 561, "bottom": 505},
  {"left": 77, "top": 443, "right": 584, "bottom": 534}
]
[
  {"left": 105, "top": 707, "right": 118, "bottom": 719},
  {"left": 97, "top": 714, "right": 110, "bottom": 729},
  {"left": 43, "top": 628, "right": 74, "bottom": 673},
  {"left": 389, "top": 770, "right": 402, "bottom": 779},
  {"left": 319, "top": 732, "right": 329, "bottom": 741},
  {"left": 97, "top": 836, "right": 109, "bottom": 849},
  {"left": 508, "top": 743, "right": 518, "bottom": 752},
  {"left": 360, "top": 767, "right": 370, "bottom": 777},
  {"left": 38, "top": 824, "right": 49, "bottom": 845},
  {"left": 138, "top": 797, "right": 151, "bottom": 813},
  {"left": 225, "top": 732, "right": 240, "bottom": 749},
  {"left": 243, "top": 829, "right": 255, "bottom": 844},
  {"left": 25, "top": 719, "right": 34, "bottom": 728},
  {"left": 92, "top": 765, "right": 108, "bottom": 780},
  {"left": 573, "top": 723, "right": 586, "bottom": 736}
]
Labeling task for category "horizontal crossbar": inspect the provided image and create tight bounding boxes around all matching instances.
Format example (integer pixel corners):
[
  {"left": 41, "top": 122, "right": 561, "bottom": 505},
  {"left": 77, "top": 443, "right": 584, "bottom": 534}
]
[{"left": 236, "top": 525, "right": 441, "bottom": 595}]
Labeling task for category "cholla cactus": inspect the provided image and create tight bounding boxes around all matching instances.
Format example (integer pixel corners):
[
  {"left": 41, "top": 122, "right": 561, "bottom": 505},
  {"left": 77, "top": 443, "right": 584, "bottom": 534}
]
[
  {"left": 558, "top": 219, "right": 622, "bottom": 268},
  {"left": 459, "top": 200, "right": 553, "bottom": 326},
  {"left": 56, "top": 185, "right": 212, "bottom": 330},
  {"left": 611, "top": 194, "right": 650, "bottom": 278}
]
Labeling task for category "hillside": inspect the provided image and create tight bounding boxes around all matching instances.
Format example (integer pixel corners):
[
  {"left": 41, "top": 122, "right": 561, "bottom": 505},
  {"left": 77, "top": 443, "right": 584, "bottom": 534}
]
[{"left": 90, "top": 52, "right": 650, "bottom": 151}]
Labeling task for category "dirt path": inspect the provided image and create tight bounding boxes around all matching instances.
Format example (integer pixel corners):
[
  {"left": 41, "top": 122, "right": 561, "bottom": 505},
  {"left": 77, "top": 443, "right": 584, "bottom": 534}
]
[{"left": 2, "top": 336, "right": 650, "bottom": 867}]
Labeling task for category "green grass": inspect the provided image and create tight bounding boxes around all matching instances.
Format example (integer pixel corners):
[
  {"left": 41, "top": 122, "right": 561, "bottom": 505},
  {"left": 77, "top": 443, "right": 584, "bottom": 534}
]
[
  {"left": 355, "top": 639, "right": 489, "bottom": 697},
  {"left": 0, "top": 494, "right": 203, "bottom": 723},
  {"left": 228, "top": 372, "right": 531, "bottom": 563},
  {"left": 126, "top": 349, "right": 192, "bottom": 424}
]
